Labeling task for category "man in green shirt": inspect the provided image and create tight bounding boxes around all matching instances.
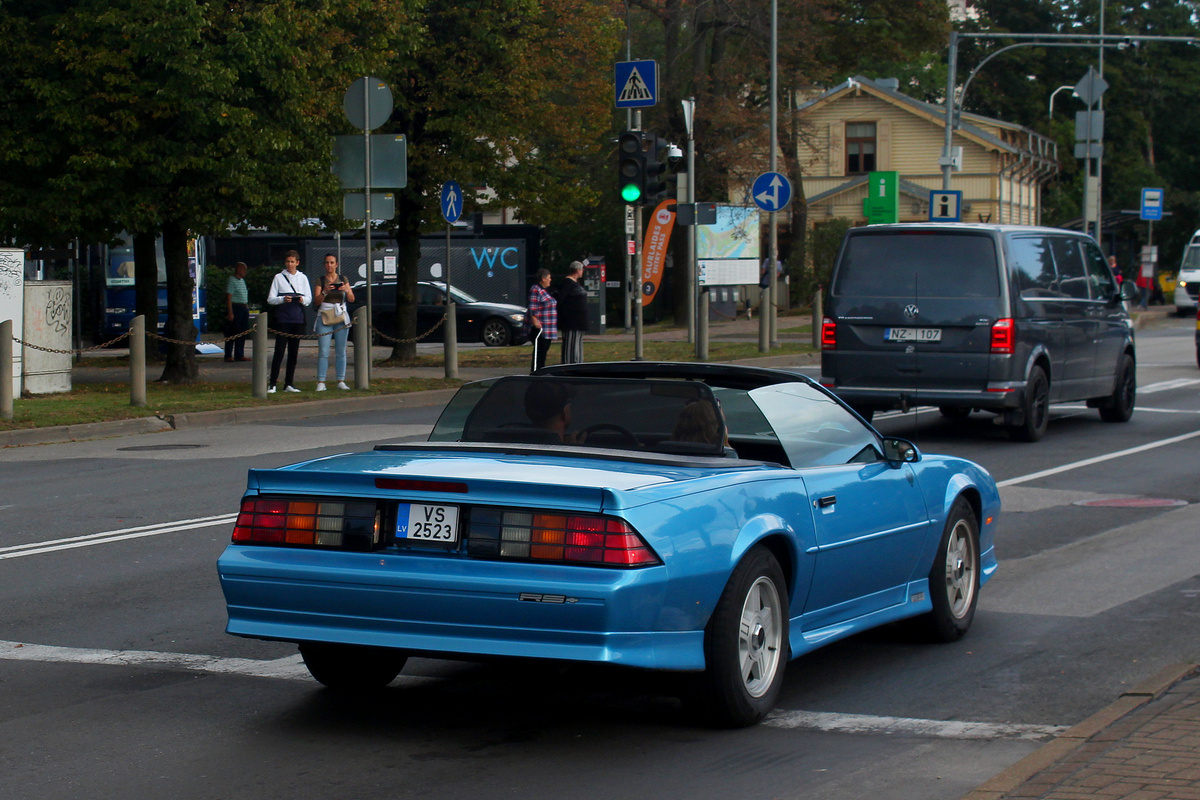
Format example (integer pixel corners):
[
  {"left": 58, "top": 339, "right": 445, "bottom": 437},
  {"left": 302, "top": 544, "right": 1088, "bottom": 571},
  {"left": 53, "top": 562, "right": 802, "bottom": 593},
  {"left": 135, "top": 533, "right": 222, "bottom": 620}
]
[{"left": 224, "top": 261, "right": 250, "bottom": 362}]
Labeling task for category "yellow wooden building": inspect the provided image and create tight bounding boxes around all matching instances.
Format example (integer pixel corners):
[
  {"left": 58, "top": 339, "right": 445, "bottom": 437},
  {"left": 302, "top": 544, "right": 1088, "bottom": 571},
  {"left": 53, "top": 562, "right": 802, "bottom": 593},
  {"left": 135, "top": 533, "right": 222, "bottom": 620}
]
[{"left": 792, "top": 76, "right": 1058, "bottom": 228}]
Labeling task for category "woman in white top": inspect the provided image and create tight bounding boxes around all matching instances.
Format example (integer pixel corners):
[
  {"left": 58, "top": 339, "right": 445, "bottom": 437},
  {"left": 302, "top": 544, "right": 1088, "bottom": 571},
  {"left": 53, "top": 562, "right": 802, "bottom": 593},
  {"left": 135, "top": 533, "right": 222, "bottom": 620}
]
[
  {"left": 266, "top": 250, "right": 312, "bottom": 393},
  {"left": 312, "top": 253, "right": 356, "bottom": 390}
]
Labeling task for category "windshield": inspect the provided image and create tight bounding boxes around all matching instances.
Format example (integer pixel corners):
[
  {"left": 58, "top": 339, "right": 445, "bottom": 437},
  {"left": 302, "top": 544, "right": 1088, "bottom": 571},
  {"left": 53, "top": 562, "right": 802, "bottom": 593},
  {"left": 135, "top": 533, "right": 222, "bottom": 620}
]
[
  {"left": 834, "top": 232, "right": 1000, "bottom": 298},
  {"left": 1181, "top": 246, "right": 1200, "bottom": 272},
  {"left": 427, "top": 282, "right": 480, "bottom": 304}
]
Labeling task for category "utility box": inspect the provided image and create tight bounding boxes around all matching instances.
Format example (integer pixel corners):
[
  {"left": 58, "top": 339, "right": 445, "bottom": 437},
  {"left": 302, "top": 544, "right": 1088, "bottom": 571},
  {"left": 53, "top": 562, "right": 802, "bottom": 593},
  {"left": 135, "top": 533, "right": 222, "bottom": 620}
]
[
  {"left": 0, "top": 248, "right": 24, "bottom": 397},
  {"left": 23, "top": 280, "right": 72, "bottom": 394},
  {"left": 583, "top": 256, "right": 607, "bottom": 335}
]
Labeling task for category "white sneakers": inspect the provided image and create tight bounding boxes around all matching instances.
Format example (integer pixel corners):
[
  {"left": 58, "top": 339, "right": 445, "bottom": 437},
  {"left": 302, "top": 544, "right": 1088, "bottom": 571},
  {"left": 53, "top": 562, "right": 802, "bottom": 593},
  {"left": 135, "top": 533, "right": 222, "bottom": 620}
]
[
  {"left": 316, "top": 382, "right": 327, "bottom": 391},
  {"left": 268, "top": 385, "right": 276, "bottom": 394},
  {"left": 284, "top": 385, "right": 301, "bottom": 393},
  {"left": 337, "top": 381, "right": 350, "bottom": 390}
]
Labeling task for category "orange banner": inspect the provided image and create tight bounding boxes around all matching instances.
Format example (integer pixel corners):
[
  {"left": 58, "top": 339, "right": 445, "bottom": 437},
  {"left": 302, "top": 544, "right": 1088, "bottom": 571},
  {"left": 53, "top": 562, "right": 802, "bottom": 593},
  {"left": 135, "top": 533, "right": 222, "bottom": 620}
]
[{"left": 639, "top": 199, "right": 676, "bottom": 306}]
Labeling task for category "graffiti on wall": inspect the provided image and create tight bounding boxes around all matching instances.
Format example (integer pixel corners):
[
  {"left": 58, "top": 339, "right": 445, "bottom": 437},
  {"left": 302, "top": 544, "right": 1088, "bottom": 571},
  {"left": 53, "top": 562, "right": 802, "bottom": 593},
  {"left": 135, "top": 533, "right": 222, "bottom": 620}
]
[
  {"left": 0, "top": 250, "right": 23, "bottom": 299},
  {"left": 44, "top": 286, "right": 71, "bottom": 334}
]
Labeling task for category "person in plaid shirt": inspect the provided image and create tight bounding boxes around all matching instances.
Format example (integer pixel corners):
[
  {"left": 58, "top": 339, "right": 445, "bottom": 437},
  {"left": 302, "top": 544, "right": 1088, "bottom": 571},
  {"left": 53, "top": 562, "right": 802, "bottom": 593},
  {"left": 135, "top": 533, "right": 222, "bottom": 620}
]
[{"left": 526, "top": 268, "right": 557, "bottom": 372}]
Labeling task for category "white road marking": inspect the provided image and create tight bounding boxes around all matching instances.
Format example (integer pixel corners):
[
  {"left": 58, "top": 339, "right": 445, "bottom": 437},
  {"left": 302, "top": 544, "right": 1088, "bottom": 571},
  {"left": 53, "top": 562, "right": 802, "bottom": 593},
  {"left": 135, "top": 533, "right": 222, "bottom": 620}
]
[
  {"left": 765, "top": 709, "right": 1066, "bottom": 740},
  {"left": 1138, "top": 378, "right": 1200, "bottom": 394},
  {"left": 0, "top": 513, "right": 237, "bottom": 560},
  {"left": 0, "top": 639, "right": 437, "bottom": 685},
  {"left": 0, "top": 638, "right": 1054, "bottom": 739},
  {"left": 998, "top": 429, "right": 1200, "bottom": 487}
]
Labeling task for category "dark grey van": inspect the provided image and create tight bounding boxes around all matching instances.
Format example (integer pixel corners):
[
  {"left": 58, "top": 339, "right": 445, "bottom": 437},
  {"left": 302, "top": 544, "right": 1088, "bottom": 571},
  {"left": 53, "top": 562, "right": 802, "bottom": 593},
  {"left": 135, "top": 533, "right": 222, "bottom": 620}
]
[{"left": 819, "top": 223, "right": 1136, "bottom": 441}]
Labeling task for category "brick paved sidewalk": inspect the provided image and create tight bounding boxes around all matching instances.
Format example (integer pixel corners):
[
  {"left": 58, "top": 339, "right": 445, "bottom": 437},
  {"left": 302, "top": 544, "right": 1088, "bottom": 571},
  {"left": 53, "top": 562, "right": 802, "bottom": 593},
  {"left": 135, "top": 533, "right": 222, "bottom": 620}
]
[{"left": 964, "top": 665, "right": 1200, "bottom": 800}]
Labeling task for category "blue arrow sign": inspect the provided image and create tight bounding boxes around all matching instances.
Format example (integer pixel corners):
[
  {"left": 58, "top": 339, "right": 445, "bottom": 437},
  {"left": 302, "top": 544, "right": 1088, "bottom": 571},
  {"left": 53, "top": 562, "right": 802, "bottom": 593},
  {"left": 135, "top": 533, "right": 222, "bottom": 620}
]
[
  {"left": 440, "top": 180, "right": 463, "bottom": 223},
  {"left": 751, "top": 171, "right": 792, "bottom": 212},
  {"left": 615, "top": 60, "right": 657, "bottom": 108}
]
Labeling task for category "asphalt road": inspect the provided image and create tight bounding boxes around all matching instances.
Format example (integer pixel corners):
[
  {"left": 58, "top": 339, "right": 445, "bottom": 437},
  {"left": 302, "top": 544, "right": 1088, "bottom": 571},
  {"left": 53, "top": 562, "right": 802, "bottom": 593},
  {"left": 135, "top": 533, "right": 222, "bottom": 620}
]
[{"left": 2, "top": 316, "right": 1199, "bottom": 800}]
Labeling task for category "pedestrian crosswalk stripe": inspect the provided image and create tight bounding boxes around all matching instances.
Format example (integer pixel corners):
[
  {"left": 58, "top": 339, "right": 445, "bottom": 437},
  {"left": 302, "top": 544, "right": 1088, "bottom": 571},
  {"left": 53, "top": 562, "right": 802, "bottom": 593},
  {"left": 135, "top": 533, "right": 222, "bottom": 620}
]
[{"left": 618, "top": 67, "right": 653, "bottom": 102}]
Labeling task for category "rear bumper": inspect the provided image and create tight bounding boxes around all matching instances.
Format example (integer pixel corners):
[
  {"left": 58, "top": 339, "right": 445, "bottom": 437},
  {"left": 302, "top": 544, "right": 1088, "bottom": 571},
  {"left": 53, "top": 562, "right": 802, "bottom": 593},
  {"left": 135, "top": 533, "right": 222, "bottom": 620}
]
[
  {"left": 822, "top": 383, "right": 1026, "bottom": 412},
  {"left": 218, "top": 545, "right": 706, "bottom": 671}
]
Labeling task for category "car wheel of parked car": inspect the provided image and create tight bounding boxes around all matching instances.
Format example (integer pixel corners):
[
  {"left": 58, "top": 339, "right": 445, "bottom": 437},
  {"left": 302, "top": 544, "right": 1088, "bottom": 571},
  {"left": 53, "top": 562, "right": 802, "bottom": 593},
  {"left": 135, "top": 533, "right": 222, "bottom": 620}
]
[
  {"left": 1007, "top": 366, "right": 1049, "bottom": 442},
  {"left": 481, "top": 318, "right": 511, "bottom": 347},
  {"left": 299, "top": 642, "right": 407, "bottom": 691},
  {"left": 696, "top": 545, "right": 788, "bottom": 728},
  {"left": 916, "top": 497, "right": 979, "bottom": 643},
  {"left": 1098, "top": 354, "right": 1136, "bottom": 423}
]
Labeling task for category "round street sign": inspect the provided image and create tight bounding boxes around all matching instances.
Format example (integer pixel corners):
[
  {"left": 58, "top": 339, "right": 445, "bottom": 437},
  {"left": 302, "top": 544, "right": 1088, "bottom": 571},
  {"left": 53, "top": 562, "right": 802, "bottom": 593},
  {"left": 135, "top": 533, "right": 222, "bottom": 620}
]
[
  {"left": 752, "top": 171, "right": 792, "bottom": 212},
  {"left": 343, "top": 76, "right": 393, "bottom": 131},
  {"left": 441, "top": 181, "right": 463, "bottom": 224}
]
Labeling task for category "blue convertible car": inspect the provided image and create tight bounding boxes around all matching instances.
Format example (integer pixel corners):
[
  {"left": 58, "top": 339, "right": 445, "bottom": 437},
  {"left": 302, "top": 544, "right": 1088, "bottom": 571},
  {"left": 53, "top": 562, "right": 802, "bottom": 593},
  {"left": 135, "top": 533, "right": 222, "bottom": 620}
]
[{"left": 218, "top": 362, "right": 999, "bottom": 727}]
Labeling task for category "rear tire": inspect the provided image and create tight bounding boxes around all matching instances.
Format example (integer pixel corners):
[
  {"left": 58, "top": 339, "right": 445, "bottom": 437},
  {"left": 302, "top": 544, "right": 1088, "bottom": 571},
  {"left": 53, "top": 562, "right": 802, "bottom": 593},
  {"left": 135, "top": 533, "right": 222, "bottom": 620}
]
[
  {"left": 849, "top": 405, "right": 874, "bottom": 423},
  {"left": 299, "top": 643, "right": 407, "bottom": 691},
  {"left": 1007, "top": 366, "right": 1049, "bottom": 442},
  {"left": 693, "top": 546, "right": 788, "bottom": 728},
  {"left": 939, "top": 406, "right": 971, "bottom": 420},
  {"left": 914, "top": 498, "right": 979, "bottom": 643},
  {"left": 1098, "top": 354, "right": 1136, "bottom": 423}
]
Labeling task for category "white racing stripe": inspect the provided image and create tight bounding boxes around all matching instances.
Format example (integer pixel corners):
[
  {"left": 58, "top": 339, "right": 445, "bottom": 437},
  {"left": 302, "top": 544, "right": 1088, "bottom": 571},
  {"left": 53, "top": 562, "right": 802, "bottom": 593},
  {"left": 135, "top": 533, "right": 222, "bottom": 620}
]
[
  {"left": 764, "top": 709, "right": 1067, "bottom": 740},
  {"left": 0, "top": 513, "right": 238, "bottom": 560}
]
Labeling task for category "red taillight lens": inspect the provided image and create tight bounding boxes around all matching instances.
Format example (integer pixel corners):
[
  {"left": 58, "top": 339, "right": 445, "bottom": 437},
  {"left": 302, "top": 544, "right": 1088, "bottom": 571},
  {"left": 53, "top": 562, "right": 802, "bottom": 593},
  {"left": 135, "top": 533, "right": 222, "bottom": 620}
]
[
  {"left": 466, "top": 509, "right": 659, "bottom": 567},
  {"left": 991, "top": 318, "right": 1015, "bottom": 354},
  {"left": 821, "top": 317, "right": 837, "bottom": 350},
  {"left": 231, "top": 497, "right": 380, "bottom": 550}
]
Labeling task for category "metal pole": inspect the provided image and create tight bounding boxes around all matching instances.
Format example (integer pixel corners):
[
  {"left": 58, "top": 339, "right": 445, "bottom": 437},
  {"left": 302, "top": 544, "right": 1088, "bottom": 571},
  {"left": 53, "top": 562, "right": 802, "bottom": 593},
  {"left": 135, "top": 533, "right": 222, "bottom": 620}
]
[
  {"left": 1, "top": 319, "right": 12, "bottom": 420},
  {"left": 942, "top": 31, "right": 959, "bottom": 191},
  {"left": 768, "top": 0, "right": 779, "bottom": 348},
  {"left": 633, "top": 108, "right": 644, "bottom": 359},
  {"left": 252, "top": 311, "right": 269, "bottom": 398},
  {"left": 352, "top": 306, "right": 369, "bottom": 389},
  {"left": 683, "top": 97, "right": 697, "bottom": 348},
  {"left": 443, "top": 225, "right": 458, "bottom": 378},
  {"left": 129, "top": 315, "right": 146, "bottom": 407},
  {"left": 362, "top": 76, "right": 373, "bottom": 382},
  {"left": 1096, "top": 1, "right": 1105, "bottom": 244}
]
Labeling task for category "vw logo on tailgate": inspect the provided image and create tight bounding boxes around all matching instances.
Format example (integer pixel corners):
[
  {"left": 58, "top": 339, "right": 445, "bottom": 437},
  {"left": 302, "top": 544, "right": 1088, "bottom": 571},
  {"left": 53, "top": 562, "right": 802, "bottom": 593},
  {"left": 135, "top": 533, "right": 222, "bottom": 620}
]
[{"left": 903, "top": 304, "right": 919, "bottom": 319}]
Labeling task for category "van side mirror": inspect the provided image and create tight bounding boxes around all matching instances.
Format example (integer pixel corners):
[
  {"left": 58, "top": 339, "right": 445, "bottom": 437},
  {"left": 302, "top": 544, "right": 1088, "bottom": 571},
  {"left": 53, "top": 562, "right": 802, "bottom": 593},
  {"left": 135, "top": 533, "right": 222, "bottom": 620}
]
[
  {"left": 882, "top": 437, "right": 920, "bottom": 464},
  {"left": 1119, "top": 281, "right": 1138, "bottom": 302}
]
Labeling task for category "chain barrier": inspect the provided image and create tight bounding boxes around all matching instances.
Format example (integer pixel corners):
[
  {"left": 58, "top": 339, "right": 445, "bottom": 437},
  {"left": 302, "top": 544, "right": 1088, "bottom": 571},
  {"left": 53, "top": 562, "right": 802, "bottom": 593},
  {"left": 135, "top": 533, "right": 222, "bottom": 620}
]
[
  {"left": 10, "top": 331, "right": 132, "bottom": 355},
  {"left": 365, "top": 313, "right": 447, "bottom": 345}
]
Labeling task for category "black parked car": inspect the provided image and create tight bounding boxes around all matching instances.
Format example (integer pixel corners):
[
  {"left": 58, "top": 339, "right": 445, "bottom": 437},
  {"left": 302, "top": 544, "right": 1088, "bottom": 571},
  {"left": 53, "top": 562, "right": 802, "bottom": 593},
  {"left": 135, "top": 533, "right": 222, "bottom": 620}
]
[{"left": 350, "top": 281, "right": 528, "bottom": 347}]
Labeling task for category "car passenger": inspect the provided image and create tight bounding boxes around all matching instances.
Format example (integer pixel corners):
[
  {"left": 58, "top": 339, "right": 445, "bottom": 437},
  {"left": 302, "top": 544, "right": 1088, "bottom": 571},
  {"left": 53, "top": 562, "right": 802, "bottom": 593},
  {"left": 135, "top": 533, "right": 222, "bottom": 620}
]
[
  {"left": 672, "top": 400, "right": 723, "bottom": 446},
  {"left": 523, "top": 381, "right": 581, "bottom": 443}
]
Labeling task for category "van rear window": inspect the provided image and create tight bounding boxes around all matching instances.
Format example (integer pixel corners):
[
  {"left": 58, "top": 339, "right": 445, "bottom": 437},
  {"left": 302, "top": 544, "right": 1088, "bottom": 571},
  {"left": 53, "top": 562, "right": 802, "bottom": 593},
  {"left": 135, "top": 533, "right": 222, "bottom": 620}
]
[{"left": 834, "top": 233, "right": 1000, "bottom": 298}]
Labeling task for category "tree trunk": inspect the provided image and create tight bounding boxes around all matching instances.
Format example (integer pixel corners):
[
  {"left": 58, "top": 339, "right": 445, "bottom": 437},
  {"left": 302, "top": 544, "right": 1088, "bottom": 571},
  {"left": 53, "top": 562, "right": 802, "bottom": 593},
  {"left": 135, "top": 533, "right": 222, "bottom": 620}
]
[
  {"left": 157, "top": 220, "right": 198, "bottom": 383},
  {"left": 388, "top": 193, "right": 422, "bottom": 361},
  {"left": 133, "top": 232, "right": 158, "bottom": 353}
]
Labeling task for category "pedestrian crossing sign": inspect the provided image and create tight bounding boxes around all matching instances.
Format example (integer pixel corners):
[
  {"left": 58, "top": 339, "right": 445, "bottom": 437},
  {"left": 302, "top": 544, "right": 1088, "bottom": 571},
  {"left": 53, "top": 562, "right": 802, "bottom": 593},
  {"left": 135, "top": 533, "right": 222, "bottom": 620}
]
[
  {"left": 615, "top": 60, "right": 657, "bottom": 108},
  {"left": 929, "top": 190, "right": 963, "bottom": 222}
]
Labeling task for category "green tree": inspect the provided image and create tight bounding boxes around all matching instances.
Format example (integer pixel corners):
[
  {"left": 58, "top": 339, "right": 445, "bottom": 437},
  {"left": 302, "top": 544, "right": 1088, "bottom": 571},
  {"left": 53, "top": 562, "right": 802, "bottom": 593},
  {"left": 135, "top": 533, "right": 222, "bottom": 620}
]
[{"left": 0, "top": 0, "right": 421, "bottom": 380}]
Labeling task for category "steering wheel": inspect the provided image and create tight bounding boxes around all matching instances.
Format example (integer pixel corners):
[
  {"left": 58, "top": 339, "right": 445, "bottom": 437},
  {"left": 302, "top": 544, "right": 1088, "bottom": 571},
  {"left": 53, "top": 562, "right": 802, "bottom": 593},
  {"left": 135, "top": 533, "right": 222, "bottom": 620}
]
[{"left": 581, "top": 423, "right": 639, "bottom": 448}]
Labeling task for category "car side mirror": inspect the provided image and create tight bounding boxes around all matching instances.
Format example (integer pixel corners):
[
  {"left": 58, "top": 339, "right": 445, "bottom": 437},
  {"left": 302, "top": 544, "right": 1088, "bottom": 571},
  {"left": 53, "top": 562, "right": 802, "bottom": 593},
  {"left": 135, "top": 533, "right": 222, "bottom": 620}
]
[
  {"left": 1119, "top": 281, "right": 1138, "bottom": 302},
  {"left": 882, "top": 437, "right": 920, "bottom": 464}
]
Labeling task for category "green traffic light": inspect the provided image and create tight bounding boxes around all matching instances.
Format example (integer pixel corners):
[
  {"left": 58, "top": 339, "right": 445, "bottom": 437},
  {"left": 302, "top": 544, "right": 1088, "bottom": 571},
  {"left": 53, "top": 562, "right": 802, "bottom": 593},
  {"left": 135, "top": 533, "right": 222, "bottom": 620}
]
[{"left": 621, "top": 183, "right": 642, "bottom": 203}]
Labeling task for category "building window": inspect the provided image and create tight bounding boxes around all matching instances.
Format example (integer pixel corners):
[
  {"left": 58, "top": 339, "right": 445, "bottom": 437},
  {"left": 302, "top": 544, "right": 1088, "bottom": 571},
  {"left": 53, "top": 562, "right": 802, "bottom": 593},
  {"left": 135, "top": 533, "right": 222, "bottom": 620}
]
[{"left": 846, "top": 122, "right": 877, "bottom": 174}]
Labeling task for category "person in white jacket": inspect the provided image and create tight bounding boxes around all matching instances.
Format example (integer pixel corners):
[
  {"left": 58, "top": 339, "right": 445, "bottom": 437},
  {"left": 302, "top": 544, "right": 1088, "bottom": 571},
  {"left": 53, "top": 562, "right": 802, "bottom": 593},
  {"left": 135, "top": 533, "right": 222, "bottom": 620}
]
[{"left": 266, "top": 250, "right": 312, "bottom": 393}]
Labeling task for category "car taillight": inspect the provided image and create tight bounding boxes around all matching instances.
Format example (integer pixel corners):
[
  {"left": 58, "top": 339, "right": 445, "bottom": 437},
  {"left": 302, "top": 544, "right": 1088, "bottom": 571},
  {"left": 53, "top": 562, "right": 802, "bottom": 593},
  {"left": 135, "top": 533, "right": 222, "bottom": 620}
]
[
  {"left": 232, "top": 497, "right": 381, "bottom": 550},
  {"left": 466, "top": 508, "right": 659, "bottom": 567},
  {"left": 821, "top": 317, "right": 837, "bottom": 350},
  {"left": 991, "top": 318, "right": 1015, "bottom": 354}
]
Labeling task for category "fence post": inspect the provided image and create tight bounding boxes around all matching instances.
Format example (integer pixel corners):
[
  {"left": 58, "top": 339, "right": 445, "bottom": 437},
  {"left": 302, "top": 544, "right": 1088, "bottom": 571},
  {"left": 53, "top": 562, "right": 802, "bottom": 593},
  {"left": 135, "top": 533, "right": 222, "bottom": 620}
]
[
  {"left": 130, "top": 315, "right": 146, "bottom": 407},
  {"left": 252, "top": 312, "right": 269, "bottom": 398},
  {"left": 1, "top": 319, "right": 12, "bottom": 420},
  {"left": 352, "top": 306, "right": 369, "bottom": 390}
]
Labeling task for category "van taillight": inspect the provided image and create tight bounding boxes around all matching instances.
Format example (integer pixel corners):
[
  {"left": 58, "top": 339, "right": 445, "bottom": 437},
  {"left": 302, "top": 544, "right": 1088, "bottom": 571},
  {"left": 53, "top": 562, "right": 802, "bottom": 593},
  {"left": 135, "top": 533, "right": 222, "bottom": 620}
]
[
  {"left": 821, "top": 317, "right": 837, "bottom": 349},
  {"left": 991, "top": 318, "right": 1015, "bottom": 354}
]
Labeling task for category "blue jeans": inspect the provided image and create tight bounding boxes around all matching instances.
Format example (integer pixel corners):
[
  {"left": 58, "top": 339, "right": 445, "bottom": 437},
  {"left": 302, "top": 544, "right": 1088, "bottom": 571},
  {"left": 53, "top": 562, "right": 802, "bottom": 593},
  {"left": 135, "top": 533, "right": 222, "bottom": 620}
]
[{"left": 315, "top": 318, "right": 350, "bottom": 381}]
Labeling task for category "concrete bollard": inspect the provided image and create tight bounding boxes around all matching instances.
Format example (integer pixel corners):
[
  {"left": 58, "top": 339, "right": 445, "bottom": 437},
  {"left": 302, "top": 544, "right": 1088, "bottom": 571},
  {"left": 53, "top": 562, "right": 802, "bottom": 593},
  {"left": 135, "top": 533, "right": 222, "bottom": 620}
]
[
  {"left": 130, "top": 315, "right": 146, "bottom": 407},
  {"left": 252, "top": 312, "right": 269, "bottom": 398},
  {"left": 812, "top": 287, "right": 824, "bottom": 350},
  {"left": 1, "top": 319, "right": 12, "bottom": 420},
  {"left": 353, "top": 306, "right": 369, "bottom": 390}
]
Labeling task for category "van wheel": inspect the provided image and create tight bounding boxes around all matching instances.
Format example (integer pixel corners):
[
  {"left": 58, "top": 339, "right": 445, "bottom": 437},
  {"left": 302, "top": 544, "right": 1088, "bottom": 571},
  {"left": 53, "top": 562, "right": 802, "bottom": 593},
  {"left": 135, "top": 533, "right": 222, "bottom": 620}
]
[
  {"left": 939, "top": 406, "right": 971, "bottom": 420},
  {"left": 849, "top": 405, "right": 874, "bottom": 423},
  {"left": 1008, "top": 366, "right": 1049, "bottom": 442},
  {"left": 1098, "top": 354, "right": 1136, "bottom": 423}
]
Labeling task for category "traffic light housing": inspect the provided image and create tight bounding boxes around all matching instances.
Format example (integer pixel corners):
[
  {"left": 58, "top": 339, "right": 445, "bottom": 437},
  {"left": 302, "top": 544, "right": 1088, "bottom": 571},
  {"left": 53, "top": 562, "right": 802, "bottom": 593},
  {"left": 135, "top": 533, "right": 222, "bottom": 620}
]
[
  {"left": 617, "top": 131, "right": 645, "bottom": 203},
  {"left": 642, "top": 133, "right": 669, "bottom": 204}
]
